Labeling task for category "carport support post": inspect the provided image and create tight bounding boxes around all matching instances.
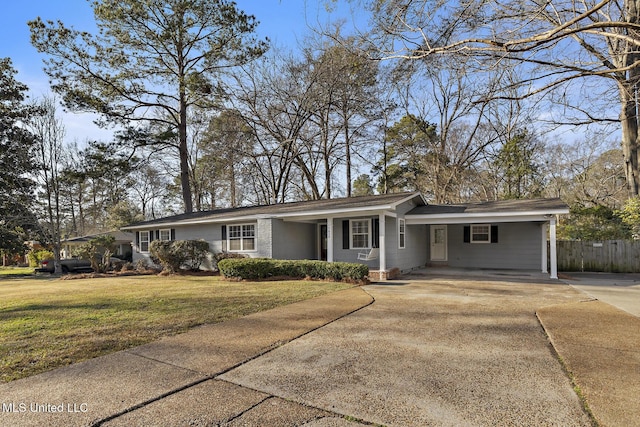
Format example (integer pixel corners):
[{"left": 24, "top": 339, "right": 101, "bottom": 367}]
[
  {"left": 379, "top": 213, "right": 386, "bottom": 273},
  {"left": 549, "top": 218, "right": 558, "bottom": 279},
  {"left": 541, "top": 224, "right": 548, "bottom": 274}
]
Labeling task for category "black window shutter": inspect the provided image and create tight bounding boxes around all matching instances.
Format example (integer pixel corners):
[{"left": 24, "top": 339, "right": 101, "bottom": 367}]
[
  {"left": 372, "top": 218, "right": 380, "bottom": 248},
  {"left": 491, "top": 225, "right": 498, "bottom": 243},
  {"left": 154, "top": 230, "right": 159, "bottom": 241},
  {"left": 221, "top": 225, "right": 227, "bottom": 252},
  {"left": 135, "top": 232, "right": 140, "bottom": 253},
  {"left": 170, "top": 228, "right": 176, "bottom": 240},
  {"left": 463, "top": 226, "right": 470, "bottom": 243},
  {"left": 342, "top": 220, "right": 350, "bottom": 249}
]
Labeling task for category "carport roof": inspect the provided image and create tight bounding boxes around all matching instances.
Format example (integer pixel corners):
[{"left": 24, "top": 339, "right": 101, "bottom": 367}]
[
  {"left": 62, "top": 230, "right": 134, "bottom": 243},
  {"left": 406, "top": 197, "right": 568, "bottom": 224},
  {"left": 408, "top": 198, "right": 568, "bottom": 215}
]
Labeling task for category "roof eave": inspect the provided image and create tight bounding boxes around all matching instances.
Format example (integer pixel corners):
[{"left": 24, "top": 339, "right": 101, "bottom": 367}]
[
  {"left": 121, "top": 203, "right": 411, "bottom": 230},
  {"left": 406, "top": 209, "right": 568, "bottom": 225}
]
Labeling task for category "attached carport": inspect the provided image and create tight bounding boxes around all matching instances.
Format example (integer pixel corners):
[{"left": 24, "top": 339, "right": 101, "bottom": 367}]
[{"left": 405, "top": 198, "right": 569, "bottom": 279}]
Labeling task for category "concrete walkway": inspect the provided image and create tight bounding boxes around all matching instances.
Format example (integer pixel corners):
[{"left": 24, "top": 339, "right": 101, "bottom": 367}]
[
  {"left": 559, "top": 271, "right": 640, "bottom": 317},
  {"left": 0, "top": 288, "right": 373, "bottom": 427},
  {"left": 1, "top": 274, "right": 638, "bottom": 426},
  {"left": 538, "top": 300, "right": 640, "bottom": 427}
]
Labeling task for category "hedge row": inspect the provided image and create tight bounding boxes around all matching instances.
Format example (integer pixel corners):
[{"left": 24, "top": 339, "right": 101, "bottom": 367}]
[{"left": 217, "top": 258, "right": 370, "bottom": 282}]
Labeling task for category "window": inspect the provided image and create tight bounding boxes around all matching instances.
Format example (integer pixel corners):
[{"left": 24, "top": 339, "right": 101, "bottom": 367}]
[
  {"left": 159, "top": 229, "right": 171, "bottom": 241},
  {"left": 228, "top": 224, "right": 256, "bottom": 251},
  {"left": 139, "top": 231, "right": 150, "bottom": 252},
  {"left": 471, "top": 224, "right": 491, "bottom": 243},
  {"left": 398, "top": 218, "right": 406, "bottom": 249},
  {"left": 350, "top": 219, "right": 371, "bottom": 249}
]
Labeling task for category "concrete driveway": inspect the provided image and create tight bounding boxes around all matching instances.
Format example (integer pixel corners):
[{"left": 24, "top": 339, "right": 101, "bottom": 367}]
[
  {"left": 221, "top": 276, "right": 593, "bottom": 426},
  {"left": 4, "top": 273, "right": 637, "bottom": 426},
  {"left": 560, "top": 272, "right": 640, "bottom": 317}
]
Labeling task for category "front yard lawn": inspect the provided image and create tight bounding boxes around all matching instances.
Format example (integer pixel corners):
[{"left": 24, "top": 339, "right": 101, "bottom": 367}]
[
  {"left": 0, "top": 266, "right": 35, "bottom": 276},
  {"left": 0, "top": 275, "right": 351, "bottom": 383}
]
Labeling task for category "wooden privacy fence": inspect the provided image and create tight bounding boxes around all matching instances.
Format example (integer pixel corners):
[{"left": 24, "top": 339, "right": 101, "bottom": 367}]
[{"left": 557, "top": 240, "right": 640, "bottom": 273}]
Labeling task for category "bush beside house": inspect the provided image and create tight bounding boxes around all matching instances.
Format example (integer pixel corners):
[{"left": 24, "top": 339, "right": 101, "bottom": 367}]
[
  {"left": 150, "top": 240, "right": 210, "bottom": 273},
  {"left": 218, "top": 258, "right": 370, "bottom": 283}
]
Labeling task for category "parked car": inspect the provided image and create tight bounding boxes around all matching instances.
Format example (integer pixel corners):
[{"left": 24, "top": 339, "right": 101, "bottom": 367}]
[{"left": 35, "top": 257, "right": 124, "bottom": 274}]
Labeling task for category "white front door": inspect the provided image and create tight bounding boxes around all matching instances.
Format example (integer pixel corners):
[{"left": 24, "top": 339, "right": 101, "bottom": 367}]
[{"left": 430, "top": 225, "right": 448, "bottom": 261}]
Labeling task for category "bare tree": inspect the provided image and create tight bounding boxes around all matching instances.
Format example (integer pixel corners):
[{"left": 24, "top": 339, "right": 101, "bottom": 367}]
[
  {"left": 230, "top": 50, "right": 316, "bottom": 203},
  {"left": 392, "top": 54, "right": 507, "bottom": 202},
  {"left": 543, "top": 135, "right": 627, "bottom": 207},
  {"left": 302, "top": 31, "right": 383, "bottom": 197},
  {"left": 129, "top": 161, "right": 173, "bottom": 220},
  {"left": 201, "top": 110, "right": 255, "bottom": 207},
  {"left": 360, "top": 0, "right": 640, "bottom": 196},
  {"left": 30, "top": 96, "right": 65, "bottom": 274}
]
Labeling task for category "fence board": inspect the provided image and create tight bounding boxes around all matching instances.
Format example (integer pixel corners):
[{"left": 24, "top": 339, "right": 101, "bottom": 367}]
[{"left": 557, "top": 240, "right": 640, "bottom": 273}]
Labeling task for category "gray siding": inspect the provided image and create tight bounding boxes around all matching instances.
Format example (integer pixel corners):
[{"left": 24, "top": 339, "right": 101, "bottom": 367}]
[
  {"left": 255, "top": 218, "right": 272, "bottom": 258},
  {"left": 330, "top": 209, "right": 428, "bottom": 272},
  {"left": 386, "top": 199, "right": 429, "bottom": 272},
  {"left": 271, "top": 219, "right": 316, "bottom": 260},
  {"left": 387, "top": 223, "right": 428, "bottom": 272},
  {"left": 175, "top": 224, "right": 219, "bottom": 245},
  {"left": 447, "top": 222, "right": 543, "bottom": 270},
  {"left": 331, "top": 217, "right": 372, "bottom": 266}
]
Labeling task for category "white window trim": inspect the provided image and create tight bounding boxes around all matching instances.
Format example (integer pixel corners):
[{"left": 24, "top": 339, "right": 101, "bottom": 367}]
[
  {"left": 471, "top": 224, "right": 491, "bottom": 244},
  {"left": 227, "top": 223, "right": 257, "bottom": 252},
  {"left": 159, "top": 228, "right": 171, "bottom": 241},
  {"left": 350, "top": 218, "right": 372, "bottom": 250},
  {"left": 398, "top": 218, "right": 406, "bottom": 249},
  {"left": 139, "top": 231, "right": 150, "bottom": 253}
]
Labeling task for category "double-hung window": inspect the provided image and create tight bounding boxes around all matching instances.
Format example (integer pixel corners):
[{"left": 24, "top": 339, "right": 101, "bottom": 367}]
[
  {"left": 228, "top": 224, "right": 256, "bottom": 251},
  {"left": 139, "top": 231, "right": 150, "bottom": 252},
  {"left": 350, "top": 219, "right": 371, "bottom": 249},
  {"left": 159, "top": 229, "right": 171, "bottom": 241},
  {"left": 471, "top": 224, "right": 491, "bottom": 243},
  {"left": 398, "top": 218, "right": 406, "bottom": 249}
]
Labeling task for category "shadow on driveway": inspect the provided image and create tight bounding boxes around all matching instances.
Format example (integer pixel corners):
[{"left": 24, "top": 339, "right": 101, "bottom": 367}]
[{"left": 222, "top": 277, "right": 594, "bottom": 426}]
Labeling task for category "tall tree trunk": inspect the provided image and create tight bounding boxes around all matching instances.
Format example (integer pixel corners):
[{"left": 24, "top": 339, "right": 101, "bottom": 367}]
[
  {"left": 77, "top": 191, "right": 84, "bottom": 235},
  {"left": 179, "top": 93, "right": 193, "bottom": 213},
  {"left": 620, "top": 82, "right": 640, "bottom": 196},
  {"left": 621, "top": 0, "right": 640, "bottom": 197},
  {"left": 344, "top": 119, "right": 352, "bottom": 197},
  {"left": 229, "top": 163, "right": 237, "bottom": 208}
]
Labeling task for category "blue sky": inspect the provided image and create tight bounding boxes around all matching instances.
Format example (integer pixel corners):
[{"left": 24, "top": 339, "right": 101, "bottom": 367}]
[{"left": 1, "top": 0, "right": 357, "bottom": 141}]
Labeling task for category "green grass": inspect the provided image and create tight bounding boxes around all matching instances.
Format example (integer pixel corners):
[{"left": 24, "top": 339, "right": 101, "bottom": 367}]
[
  {"left": 0, "top": 266, "right": 35, "bottom": 276},
  {"left": 0, "top": 274, "right": 351, "bottom": 383}
]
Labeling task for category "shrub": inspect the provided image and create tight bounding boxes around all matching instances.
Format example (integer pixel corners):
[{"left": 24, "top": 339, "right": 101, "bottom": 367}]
[
  {"left": 217, "top": 258, "right": 370, "bottom": 282},
  {"left": 150, "top": 240, "right": 210, "bottom": 272},
  {"left": 75, "top": 235, "right": 117, "bottom": 273},
  {"left": 212, "top": 252, "right": 247, "bottom": 271},
  {"left": 27, "top": 249, "right": 54, "bottom": 267},
  {"left": 135, "top": 258, "right": 149, "bottom": 272}
]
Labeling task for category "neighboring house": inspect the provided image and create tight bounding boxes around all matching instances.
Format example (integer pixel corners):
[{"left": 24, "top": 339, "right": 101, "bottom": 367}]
[
  {"left": 121, "top": 192, "right": 568, "bottom": 279},
  {"left": 60, "top": 231, "right": 134, "bottom": 261}
]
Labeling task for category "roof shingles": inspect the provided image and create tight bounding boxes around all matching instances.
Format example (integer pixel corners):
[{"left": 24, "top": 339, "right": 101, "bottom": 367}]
[
  {"left": 407, "top": 198, "right": 568, "bottom": 215},
  {"left": 123, "top": 192, "right": 421, "bottom": 229}
]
